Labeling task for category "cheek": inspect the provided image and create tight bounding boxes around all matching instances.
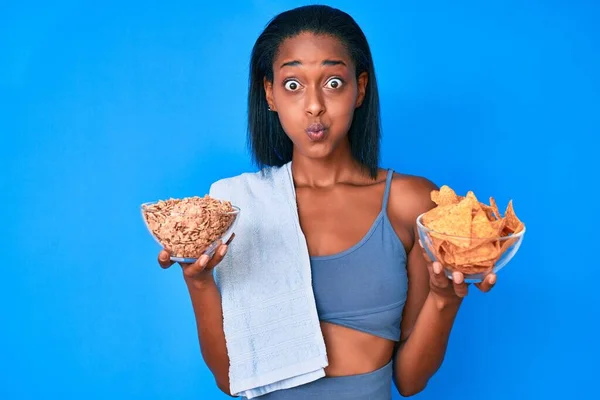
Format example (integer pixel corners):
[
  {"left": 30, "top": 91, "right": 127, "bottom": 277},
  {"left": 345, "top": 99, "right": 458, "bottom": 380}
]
[
  {"left": 328, "top": 81, "right": 357, "bottom": 107},
  {"left": 272, "top": 90, "right": 303, "bottom": 130},
  {"left": 278, "top": 115, "right": 298, "bottom": 136},
  {"left": 326, "top": 91, "right": 358, "bottom": 124},
  {"left": 274, "top": 104, "right": 303, "bottom": 139}
]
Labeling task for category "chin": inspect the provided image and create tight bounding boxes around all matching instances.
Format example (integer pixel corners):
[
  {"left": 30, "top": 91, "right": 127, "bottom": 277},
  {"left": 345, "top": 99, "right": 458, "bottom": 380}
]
[{"left": 297, "top": 143, "right": 337, "bottom": 160}]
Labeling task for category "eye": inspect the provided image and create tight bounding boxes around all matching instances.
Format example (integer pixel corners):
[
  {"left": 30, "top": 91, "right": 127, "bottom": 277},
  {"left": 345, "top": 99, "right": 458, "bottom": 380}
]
[
  {"left": 284, "top": 80, "right": 301, "bottom": 91},
  {"left": 325, "top": 78, "right": 343, "bottom": 89}
]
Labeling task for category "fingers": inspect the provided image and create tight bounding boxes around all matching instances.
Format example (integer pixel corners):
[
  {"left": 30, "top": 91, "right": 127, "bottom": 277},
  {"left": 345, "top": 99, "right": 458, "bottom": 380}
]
[
  {"left": 420, "top": 240, "right": 451, "bottom": 290},
  {"left": 428, "top": 261, "right": 450, "bottom": 289},
  {"left": 164, "top": 234, "right": 235, "bottom": 277},
  {"left": 181, "top": 254, "right": 210, "bottom": 278},
  {"left": 180, "top": 242, "right": 231, "bottom": 279},
  {"left": 225, "top": 233, "right": 236, "bottom": 245},
  {"left": 475, "top": 273, "right": 497, "bottom": 293},
  {"left": 158, "top": 250, "right": 174, "bottom": 269},
  {"left": 429, "top": 263, "right": 468, "bottom": 297},
  {"left": 206, "top": 243, "right": 229, "bottom": 269},
  {"left": 451, "top": 271, "right": 469, "bottom": 297},
  {"left": 206, "top": 234, "right": 234, "bottom": 269}
]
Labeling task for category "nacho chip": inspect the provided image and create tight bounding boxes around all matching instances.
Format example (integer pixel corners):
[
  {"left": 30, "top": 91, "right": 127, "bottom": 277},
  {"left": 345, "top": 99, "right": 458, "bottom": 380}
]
[
  {"left": 430, "top": 190, "right": 440, "bottom": 205},
  {"left": 479, "top": 202, "right": 496, "bottom": 221},
  {"left": 456, "top": 263, "right": 495, "bottom": 274},
  {"left": 490, "top": 218, "right": 506, "bottom": 235},
  {"left": 439, "top": 241, "right": 457, "bottom": 266},
  {"left": 432, "top": 185, "right": 460, "bottom": 206},
  {"left": 489, "top": 197, "right": 501, "bottom": 220},
  {"left": 471, "top": 209, "right": 498, "bottom": 238},
  {"left": 500, "top": 236, "right": 519, "bottom": 254},
  {"left": 421, "top": 204, "right": 454, "bottom": 226},
  {"left": 455, "top": 240, "right": 500, "bottom": 262},
  {"left": 464, "top": 191, "right": 482, "bottom": 214},
  {"left": 465, "top": 190, "right": 479, "bottom": 203},
  {"left": 426, "top": 198, "right": 472, "bottom": 248},
  {"left": 504, "top": 200, "right": 524, "bottom": 234},
  {"left": 428, "top": 235, "right": 446, "bottom": 263}
]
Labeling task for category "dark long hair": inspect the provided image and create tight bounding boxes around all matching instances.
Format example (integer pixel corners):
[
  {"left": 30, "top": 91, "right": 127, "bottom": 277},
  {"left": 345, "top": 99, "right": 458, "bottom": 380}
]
[{"left": 247, "top": 5, "right": 381, "bottom": 178}]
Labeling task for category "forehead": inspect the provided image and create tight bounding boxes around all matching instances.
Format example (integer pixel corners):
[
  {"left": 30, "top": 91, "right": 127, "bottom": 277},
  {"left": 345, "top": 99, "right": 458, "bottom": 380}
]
[{"left": 275, "top": 32, "right": 353, "bottom": 68}]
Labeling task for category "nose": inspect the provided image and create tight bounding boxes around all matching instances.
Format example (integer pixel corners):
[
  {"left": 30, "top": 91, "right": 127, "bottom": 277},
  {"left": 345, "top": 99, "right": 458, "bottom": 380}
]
[{"left": 305, "top": 86, "right": 325, "bottom": 117}]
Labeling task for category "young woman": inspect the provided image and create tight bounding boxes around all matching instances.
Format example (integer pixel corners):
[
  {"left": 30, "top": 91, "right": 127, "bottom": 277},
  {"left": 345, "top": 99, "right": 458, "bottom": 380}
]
[{"left": 157, "top": 5, "right": 496, "bottom": 399}]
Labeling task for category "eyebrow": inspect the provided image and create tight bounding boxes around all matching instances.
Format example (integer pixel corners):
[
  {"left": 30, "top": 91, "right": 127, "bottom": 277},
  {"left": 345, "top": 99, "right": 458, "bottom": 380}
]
[{"left": 280, "top": 59, "right": 347, "bottom": 68}]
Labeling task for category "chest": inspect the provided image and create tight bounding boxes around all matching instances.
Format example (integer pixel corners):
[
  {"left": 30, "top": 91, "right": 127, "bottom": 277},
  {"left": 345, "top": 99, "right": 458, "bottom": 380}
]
[{"left": 295, "top": 183, "right": 387, "bottom": 257}]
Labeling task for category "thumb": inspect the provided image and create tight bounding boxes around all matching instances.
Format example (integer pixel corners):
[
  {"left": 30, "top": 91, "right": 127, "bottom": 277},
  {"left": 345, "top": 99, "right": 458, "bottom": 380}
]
[{"left": 158, "top": 250, "right": 174, "bottom": 269}]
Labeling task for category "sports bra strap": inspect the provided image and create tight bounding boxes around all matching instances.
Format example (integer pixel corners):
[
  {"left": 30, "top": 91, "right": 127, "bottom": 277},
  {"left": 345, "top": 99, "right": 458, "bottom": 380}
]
[{"left": 381, "top": 169, "right": 394, "bottom": 211}]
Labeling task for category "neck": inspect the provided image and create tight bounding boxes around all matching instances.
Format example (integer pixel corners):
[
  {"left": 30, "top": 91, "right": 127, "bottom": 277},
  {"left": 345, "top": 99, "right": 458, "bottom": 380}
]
[{"left": 290, "top": 139, "right": 369, "bottom": 188}]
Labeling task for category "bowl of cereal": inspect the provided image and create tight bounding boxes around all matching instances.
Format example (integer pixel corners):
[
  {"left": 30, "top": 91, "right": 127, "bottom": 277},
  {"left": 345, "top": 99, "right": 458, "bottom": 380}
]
[
  {"left": 416, "top": 186, "right": 526, "bottom": 283},
  {"left": 141, "top": 195, "right": 240, "bottom": 263}
]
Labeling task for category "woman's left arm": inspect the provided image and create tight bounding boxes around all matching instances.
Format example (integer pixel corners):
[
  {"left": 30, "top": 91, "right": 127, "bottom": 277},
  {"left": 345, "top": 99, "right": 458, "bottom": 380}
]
[{"left": 389, "top": 177, "right": 496, "bottom": 397}]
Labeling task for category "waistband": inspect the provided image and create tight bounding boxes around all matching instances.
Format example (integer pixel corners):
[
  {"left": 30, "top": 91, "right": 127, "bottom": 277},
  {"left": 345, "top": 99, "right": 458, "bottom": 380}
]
[{"left": 250, "top": 360, "right": 393, "bottom": 399}]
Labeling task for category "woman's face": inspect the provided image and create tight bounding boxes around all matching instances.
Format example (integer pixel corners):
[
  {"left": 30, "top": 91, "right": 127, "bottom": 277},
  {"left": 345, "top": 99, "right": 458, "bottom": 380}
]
[{"left": 265, "top": 32, "right": 368, "bottom": 161}]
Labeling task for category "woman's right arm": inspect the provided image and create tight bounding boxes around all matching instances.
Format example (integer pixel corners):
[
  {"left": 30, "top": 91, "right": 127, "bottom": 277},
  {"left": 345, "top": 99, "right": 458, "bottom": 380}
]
[{"left": 158, "top": 242, "right": 235, "bottom": 397}]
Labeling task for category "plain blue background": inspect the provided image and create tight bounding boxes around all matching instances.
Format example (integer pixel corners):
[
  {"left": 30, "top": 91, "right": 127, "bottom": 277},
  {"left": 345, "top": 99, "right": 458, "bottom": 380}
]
[{"left": 2, "top": 0, "right": 598, "bottom": 399}]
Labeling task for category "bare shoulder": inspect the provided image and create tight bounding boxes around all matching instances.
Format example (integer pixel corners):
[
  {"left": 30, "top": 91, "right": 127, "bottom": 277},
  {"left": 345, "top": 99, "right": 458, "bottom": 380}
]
[{"left": 387, "top": 172, "right": 439, "bottom": 227}]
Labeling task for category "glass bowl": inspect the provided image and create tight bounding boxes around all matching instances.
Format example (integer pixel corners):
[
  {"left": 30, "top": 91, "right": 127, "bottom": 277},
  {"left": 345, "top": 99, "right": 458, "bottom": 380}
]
[
  {"left": 141, "top": 200, "right": 240, "bottom": 263},
  {"left": 416, "top": 212, "right": 526, "bottom": 283}
]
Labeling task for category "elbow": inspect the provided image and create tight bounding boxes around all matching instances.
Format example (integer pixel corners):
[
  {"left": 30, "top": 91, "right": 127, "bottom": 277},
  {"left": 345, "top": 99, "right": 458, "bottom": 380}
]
[
  {"left": 216, "top": 378, "right": 235, "bottom": 397},
  {"left": 399, "top": 385, "right": 426, "bottom": 397},
  {"left": 396, "top": 379, "right": 428, "bottom": 397}
]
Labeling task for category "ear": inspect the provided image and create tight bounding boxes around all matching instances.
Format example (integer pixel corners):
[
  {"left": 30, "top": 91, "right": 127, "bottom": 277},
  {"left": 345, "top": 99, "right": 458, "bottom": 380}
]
[
  {"left": 355, "top": 72, "right": 368, "bottom": 108},
  {"left": 264, "top": 77, "right": 277, "bottom": 111}
]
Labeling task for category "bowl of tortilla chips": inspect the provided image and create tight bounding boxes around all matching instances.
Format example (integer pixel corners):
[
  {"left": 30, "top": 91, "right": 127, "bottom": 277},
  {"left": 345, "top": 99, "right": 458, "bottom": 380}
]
[{"left": 416, "top": 185, "right": 526, "bottom": 283}]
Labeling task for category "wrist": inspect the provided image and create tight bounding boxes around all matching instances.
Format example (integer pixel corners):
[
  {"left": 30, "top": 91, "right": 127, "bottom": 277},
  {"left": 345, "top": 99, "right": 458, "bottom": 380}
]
[
  {"left": 429, "top": 290, "right": 463, "bottom": 312},
  {"left": 184, "top": 271, "right": 215, "bottom": 290}
]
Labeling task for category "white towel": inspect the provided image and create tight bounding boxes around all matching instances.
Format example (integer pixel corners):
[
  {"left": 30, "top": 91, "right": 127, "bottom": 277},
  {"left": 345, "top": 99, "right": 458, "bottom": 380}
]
[{"left": 209, "top": 161, "right": 328, "bottom": 399}]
